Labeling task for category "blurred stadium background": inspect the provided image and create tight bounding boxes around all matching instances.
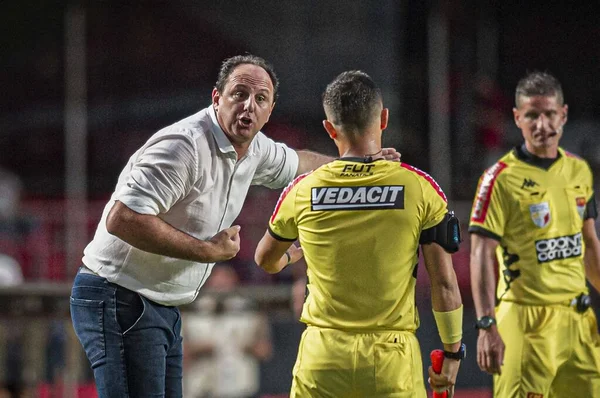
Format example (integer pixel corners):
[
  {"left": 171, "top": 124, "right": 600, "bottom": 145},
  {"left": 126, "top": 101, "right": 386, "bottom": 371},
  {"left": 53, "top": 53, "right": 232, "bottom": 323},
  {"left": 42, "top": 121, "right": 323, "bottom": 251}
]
[{"left": 1, "top": 1, "right": 600, "bottom": 397}]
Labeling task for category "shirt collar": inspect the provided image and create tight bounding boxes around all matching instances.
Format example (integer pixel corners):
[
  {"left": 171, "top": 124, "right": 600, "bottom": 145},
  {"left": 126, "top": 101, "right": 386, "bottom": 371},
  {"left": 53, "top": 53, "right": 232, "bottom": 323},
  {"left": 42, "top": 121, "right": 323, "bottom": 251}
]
[
  {"left": 513, "top": 143, "right": 562, "bottom": 170},
  {"left": 208, "top": 105, "right": 257, "bottom": 157}
]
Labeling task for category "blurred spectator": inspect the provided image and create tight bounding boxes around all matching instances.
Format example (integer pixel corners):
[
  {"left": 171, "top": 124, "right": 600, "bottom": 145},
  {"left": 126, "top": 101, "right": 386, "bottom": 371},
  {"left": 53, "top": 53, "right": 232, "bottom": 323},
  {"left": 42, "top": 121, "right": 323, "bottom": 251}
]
[
  {"left": 183, "top": 265, "right": 273, "bottom": 398},
  {"left": 0, "top": 167, "right": 26, "bottom": 398},
  {"left": 0, "top": 254, "right": 23, "bottom": 287},
  {"left": 0, "top": 168, "right": 22, "bottom": 221},
  {"left": 472, "top": 74, "right": 510, "bottom": 168},
  {"left": 0, "top": 167, "right": 44, "bottom": 280},
  {"left": 0, "top": 167, "right": 25, "bottom": 280}
]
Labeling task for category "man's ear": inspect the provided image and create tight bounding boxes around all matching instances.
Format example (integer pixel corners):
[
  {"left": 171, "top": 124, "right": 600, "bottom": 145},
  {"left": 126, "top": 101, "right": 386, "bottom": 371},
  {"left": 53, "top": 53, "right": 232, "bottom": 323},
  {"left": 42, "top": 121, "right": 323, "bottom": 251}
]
[
  {"left": 211, "top": 88, "right": 220, "bottom": 110},
  {"left": 323, "top": 120, "right": 337, "bottom": 140},
  {"left": 381, "top": 108, "right": 389, "bottom": 130},
  {"left": 561, "top": 104, "right": 568, "bottom": 126},
  {"left": 513, "top": 107, "right": 520, "bottom": 128}
]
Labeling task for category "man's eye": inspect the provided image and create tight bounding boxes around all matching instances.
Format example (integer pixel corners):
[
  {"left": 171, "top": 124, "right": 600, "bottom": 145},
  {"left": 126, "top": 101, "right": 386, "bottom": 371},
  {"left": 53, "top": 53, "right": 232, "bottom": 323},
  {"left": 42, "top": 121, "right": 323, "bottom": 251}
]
[
  {"left": 257, "top": 95, "right": 266, "bottom": 102},
  {"left": 234, "top": 92, "right": 245, "bottom": 99}
]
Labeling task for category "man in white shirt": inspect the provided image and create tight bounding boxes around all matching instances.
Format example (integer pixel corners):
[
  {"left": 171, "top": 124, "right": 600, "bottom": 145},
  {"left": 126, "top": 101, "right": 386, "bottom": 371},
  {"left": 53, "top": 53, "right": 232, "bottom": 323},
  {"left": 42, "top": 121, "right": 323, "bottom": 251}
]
[{"left": 70, "top": 54, "right": 398, "bottom": 398}]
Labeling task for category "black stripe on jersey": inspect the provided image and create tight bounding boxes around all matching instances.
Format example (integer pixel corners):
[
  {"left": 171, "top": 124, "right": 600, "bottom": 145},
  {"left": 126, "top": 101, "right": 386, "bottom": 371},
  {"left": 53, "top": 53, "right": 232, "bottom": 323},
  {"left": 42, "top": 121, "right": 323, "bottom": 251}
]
[
  {"left": 468, "top": 225, "right": 502, "bottom": 242},
  {"left": 267, "top": 227, "right": 297, "bottom": 242},
  {"left": 586, "top": 194, "right": 598, "bottom": 219}
]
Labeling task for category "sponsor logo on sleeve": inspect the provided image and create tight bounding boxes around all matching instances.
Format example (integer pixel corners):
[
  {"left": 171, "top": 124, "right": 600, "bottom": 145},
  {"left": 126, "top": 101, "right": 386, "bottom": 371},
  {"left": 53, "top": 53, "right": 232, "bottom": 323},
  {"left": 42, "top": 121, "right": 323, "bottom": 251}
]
[
  {"left": 311, "top": 185, "right": 404, "bottom": 211},
  {"left": 471, "top": 162, "right": 507, "bottom": 223},
  {"left": 576, "top": 197, "right": 586, "bottom": 219},
  {"left": 529, "top": 202, "right": 551, "bottom": 228},
  {"left": 535, "top": 232, "right": 582, "bottom": 263}
]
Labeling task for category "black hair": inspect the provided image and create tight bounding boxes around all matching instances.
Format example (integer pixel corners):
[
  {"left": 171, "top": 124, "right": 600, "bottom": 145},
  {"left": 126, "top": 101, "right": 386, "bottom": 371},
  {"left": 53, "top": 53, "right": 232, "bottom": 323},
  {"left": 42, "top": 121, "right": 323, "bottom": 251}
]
[
  {"left": 215, "top": 54, "right": 279, "bottom": 102},
  {"left": 322, "top": 70, "right": 382, "bottom": 133}
]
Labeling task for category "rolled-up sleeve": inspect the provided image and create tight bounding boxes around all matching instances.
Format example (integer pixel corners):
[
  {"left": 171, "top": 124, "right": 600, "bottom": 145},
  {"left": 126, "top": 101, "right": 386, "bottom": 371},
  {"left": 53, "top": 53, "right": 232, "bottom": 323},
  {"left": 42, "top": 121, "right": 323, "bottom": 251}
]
[
  {"left": 251, "top": 133, "right": 299, "bottom": 189},
  {"left": 115, "top": 132, "right": 198, "bottom": 215}
]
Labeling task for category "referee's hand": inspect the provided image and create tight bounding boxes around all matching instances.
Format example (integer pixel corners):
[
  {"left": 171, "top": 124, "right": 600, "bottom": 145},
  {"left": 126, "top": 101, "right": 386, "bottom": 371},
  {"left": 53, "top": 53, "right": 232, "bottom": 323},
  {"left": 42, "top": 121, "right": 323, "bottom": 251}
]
[
  {"left": 477, "top": 327, "right": 505, "bottom": 374},
  {"left": 286, "top": 244, "right": 304, "bottom": 265}
]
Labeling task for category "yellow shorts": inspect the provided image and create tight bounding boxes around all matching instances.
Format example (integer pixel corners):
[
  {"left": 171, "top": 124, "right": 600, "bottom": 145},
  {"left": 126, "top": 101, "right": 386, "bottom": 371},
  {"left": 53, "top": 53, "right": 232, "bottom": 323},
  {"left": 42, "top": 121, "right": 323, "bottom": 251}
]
[
  {"left": 495, "top": 301, "right": 600, "bottom": 397},
  {"left": 290, "top": 326, "right": 426, "bottom": 398}
]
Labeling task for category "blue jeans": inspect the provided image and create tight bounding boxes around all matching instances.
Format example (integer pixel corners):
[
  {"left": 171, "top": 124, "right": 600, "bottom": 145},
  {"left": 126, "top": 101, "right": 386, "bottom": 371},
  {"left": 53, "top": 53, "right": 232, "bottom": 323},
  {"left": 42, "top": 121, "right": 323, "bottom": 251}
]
[{"left": 70, "top": 270, "right": 183, "bottom": 397}]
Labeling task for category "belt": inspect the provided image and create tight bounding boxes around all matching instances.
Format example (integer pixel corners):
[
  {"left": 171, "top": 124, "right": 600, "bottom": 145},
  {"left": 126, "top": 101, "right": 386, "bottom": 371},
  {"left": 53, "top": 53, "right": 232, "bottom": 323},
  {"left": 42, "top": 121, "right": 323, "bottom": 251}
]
[{"left": 79, "top": 265, "right": 100, "bottom": 276}]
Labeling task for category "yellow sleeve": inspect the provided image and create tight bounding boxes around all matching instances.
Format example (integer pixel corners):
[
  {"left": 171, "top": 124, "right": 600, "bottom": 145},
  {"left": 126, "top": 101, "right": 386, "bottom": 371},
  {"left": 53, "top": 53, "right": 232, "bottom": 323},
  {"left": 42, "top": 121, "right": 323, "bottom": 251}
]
[
  {"left": 421, "top": 177, "right": 449, "bottom": 230},
  {"left": 268, "top": 178, "right": 301, "bottom": 241},
  {"left": 469, "top": 162, "right": 509, "bottom": 240}
]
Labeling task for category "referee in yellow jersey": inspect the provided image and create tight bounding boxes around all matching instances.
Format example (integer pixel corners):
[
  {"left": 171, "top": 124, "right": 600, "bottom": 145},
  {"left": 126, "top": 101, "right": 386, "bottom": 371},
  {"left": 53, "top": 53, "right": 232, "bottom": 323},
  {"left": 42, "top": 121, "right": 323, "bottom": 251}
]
[
  {"left": 469, "top": 71, "right": 600, "bottom": 397},
  {"left": 255, "top": 70, "right": 465, "bottom": 397}
]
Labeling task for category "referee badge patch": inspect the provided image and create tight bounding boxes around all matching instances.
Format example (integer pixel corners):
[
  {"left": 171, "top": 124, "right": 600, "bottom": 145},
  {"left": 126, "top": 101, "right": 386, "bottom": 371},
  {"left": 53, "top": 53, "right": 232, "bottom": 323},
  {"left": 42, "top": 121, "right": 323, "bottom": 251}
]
[
  {"left": 576, "top": 197, "right": 586, "bottom": 219},
  {"left": 529, "top": 202, "right": 550, "bottom": 228}
]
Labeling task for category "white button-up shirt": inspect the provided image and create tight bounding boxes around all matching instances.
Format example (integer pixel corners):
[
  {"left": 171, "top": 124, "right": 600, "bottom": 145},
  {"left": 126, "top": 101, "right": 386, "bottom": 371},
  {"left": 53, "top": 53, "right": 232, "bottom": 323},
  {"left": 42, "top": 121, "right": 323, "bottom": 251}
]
[{"left": 82, "top": 106, "right": 299, "bottom": 305}]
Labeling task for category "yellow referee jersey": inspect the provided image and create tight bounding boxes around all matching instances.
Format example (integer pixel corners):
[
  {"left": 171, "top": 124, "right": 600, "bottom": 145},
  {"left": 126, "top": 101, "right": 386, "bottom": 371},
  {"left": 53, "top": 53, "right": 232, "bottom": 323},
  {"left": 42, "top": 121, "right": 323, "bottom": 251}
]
[
  {"left": 469, "top": 146, "right": 596, "bottom": 305},
  {"left": 268, "top": 158, "right": 448, "bottom": 331}
]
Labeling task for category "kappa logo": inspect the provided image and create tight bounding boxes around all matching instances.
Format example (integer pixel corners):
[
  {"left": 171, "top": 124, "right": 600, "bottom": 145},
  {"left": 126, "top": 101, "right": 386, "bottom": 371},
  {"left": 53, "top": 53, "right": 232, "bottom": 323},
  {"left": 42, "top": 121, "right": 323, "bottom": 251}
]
[
  {"left": 521, "top": 178, "right": 538, "bottom": 189},
  {"left": 311, "top": 185, "right": 404, "bottom": 211},
  {"left": 527, "top": 393, "right": 543, "bottom": 398}
]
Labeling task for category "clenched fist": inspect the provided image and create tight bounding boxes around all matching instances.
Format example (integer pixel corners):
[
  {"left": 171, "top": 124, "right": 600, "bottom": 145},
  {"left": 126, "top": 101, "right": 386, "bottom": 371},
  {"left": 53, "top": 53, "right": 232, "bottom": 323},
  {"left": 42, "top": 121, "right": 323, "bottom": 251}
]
[{"left": 208, "top": 225, "right": 241, "bottom": 261}]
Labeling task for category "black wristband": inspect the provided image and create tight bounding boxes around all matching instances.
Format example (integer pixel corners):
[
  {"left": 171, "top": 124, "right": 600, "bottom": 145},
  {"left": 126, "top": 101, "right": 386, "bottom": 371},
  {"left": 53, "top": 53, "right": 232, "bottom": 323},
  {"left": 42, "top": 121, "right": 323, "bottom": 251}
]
[{"left": 443, "top": 343, "right": 467, "bottom": 360}]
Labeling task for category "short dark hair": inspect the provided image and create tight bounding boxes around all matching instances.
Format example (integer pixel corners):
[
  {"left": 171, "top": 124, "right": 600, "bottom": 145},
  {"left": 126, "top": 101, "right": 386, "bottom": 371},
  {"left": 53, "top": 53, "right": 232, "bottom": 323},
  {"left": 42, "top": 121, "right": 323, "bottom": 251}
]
[
  {"left": 515, "top": 71, "right": 564, "bottom": 107},
  {"left": 322, "top": 70, "right": 382, "bottom": 133},
  {"left": 215, "top": 54, "right": 279, "bottom": 102}
]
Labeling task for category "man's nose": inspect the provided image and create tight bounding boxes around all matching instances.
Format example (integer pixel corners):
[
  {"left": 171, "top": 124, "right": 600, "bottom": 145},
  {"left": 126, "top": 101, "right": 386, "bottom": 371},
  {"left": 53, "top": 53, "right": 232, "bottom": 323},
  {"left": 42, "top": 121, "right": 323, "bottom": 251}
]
[
  {"left": 536, "top": 114, "right": 550, "bottom": 130},
  {"left": 243, "top": 97, "right": 255, "bottom": 112}
]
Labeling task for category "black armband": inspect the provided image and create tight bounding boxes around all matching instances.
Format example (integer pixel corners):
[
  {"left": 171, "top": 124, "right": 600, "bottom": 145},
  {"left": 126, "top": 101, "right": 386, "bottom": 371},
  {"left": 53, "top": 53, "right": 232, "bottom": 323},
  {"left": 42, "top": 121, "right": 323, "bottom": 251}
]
[
  {"left": 585, "top": 194, "right": 597, "bottom": 220},
  {"left": 419, "top": 211, "right": 462, "bottom": 253}
]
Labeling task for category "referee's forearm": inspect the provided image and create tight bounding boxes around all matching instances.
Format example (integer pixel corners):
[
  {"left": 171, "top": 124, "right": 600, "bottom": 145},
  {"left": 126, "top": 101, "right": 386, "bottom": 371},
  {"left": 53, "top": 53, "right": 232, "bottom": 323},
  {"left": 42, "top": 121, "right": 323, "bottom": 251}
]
[
  {"left": 422, "top": 243, "right": 462, "bottom": 312},
  {"left": 584, "top": 242, "right": 600, "bottom": 293},
  {"left": 582, "top": 219, "right": 600, "bottom": 293},
  {"left": 430, "top": 277, "right": 462, "bottom": 313}
]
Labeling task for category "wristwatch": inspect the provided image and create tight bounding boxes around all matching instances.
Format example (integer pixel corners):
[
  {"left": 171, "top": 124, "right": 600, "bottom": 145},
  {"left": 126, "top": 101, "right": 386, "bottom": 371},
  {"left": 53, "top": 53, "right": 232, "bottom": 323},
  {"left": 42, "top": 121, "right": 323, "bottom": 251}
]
[
  {"left": 475, "top": 316, "right": 496, "bottom": 330},
  {"left": 443, "top": 343, "right": 467, "bottom": 361}
]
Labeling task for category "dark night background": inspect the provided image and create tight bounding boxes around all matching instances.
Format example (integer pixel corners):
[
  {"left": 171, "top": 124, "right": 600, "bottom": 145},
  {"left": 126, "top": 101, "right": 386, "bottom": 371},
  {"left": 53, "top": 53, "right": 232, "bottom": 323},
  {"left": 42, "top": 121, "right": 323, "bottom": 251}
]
[{"left": 0, "top": 1, "right": 599, "bottom": 396}]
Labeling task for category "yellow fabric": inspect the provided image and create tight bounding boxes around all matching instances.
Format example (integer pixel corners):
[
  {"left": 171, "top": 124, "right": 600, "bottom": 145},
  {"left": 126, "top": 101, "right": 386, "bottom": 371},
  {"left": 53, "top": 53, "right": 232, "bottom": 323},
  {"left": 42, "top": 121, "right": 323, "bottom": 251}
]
[
  {"left": 432, "top": 304, "right": 463, "bottom": 344},
  {"left": 469, "top": 147, "right": 594, "bottom": 305},
  {"left": 290, "top": 326, "right": 427, "bottom": 398},
  {"left": 269, "top": 159, "right": 448, "bottom": 331},
  {"left": 494, "top": 301, "right": 600, "bottom": 397}
]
